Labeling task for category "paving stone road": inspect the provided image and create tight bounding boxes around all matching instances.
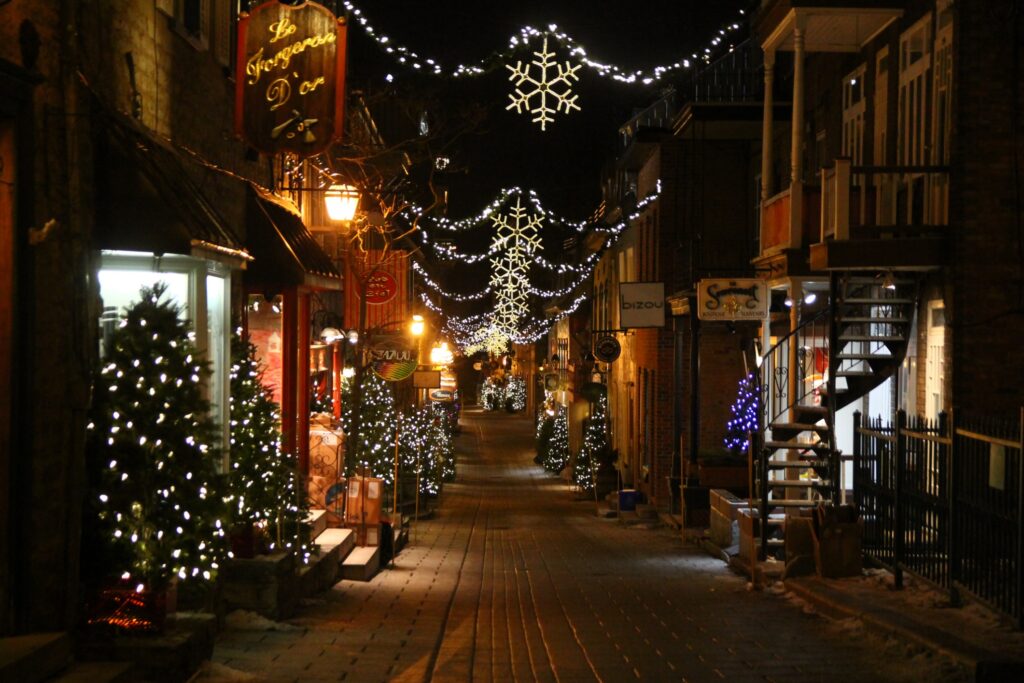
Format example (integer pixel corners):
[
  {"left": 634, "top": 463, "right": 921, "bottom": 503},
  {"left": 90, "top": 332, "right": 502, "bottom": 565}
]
[{"left": 205, "top": 409, "right": 961, "bottom": 683}]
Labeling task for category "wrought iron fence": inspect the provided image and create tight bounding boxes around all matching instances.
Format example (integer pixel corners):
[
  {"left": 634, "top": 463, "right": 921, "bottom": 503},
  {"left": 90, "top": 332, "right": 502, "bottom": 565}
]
[{"left": 853, "top": 408, "right": 1024, "bottom": 626}]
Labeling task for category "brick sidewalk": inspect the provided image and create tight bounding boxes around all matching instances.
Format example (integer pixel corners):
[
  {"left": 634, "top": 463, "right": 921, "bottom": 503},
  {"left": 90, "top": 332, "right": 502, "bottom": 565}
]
[{"left": 198, "top": 409, "right": 968, "bottom": 682}]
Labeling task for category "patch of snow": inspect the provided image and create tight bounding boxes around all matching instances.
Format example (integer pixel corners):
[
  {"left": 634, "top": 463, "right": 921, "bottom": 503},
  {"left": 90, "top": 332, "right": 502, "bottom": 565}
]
[
  {"left": 192, "top": 661, "right": 258, "bottom": 682},
  {"left": 224, "top": 609, "right": 302, "bottom": 632}
]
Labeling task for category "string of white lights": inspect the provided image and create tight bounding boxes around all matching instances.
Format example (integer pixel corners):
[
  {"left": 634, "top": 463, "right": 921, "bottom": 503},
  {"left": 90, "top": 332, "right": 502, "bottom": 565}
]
[
  {"left": 412, "top": 260, "right": 492, "bottom": 301},
  {"left": 340, "top": 1, "right": 747, "bottom": 84}
]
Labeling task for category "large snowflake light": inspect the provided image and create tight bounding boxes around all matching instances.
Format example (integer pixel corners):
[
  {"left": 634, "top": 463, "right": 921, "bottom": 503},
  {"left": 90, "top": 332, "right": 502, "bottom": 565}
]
[
  {"left": 490, "top": 198, "right": 543, "bottom": 255},
  {"left": 506, "top": 37, "right": 581, "bottom": 131}
]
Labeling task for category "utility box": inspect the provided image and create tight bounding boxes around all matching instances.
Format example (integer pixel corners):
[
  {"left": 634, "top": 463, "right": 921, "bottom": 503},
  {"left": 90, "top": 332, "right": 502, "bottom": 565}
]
[{"left": 618, "top": 489, "right": 640, "bottom": 512}]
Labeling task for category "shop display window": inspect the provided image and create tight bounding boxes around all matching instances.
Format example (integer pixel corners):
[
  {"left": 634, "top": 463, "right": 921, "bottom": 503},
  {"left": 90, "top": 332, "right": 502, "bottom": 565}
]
[{"left": 97, "top": 251, "right": 232, "bottom": 466}]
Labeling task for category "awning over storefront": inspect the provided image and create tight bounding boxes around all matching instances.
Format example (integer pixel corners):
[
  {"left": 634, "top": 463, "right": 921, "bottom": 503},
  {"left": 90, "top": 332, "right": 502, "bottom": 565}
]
[
  {"left": 95, "top": 112, "right": 251, "bottom": 267},
  {"left": 244, "top": 183, "right": 342, "bottom": 290}
]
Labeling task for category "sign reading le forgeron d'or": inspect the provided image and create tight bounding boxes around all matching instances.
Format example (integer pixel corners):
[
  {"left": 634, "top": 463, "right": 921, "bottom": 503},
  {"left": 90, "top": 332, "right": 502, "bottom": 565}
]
[{"left": 236, "top": 1, "right": 348, "bottom": 157}]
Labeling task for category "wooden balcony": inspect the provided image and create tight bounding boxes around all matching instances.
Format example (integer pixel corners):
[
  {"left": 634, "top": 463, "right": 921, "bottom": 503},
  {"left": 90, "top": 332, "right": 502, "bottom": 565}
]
[
  {"left": 754, "top": 184, "right": 819, "bottom": 278},
  {"left": 811, "top": 159, "right": 949, "bottom": 271}
]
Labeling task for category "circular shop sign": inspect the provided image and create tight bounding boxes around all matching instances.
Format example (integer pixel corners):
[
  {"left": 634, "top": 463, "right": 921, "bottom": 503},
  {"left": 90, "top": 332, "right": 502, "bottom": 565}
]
[
  {"left": 364, "top": 271, "right": 398, "bottom": 305},
  {"left": 593, "top": 335, "right": 621, "bottom": 363},
  {"left": 430, "top": 389, "right": 454, "bottom": 402},
  {"left": 370, "top": 339, "right": 418, "bottom": 381}
]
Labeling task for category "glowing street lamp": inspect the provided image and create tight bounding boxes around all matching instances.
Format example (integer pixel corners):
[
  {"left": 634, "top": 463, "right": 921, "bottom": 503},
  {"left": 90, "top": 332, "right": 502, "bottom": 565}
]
[
  {"left": 429, "top": 341, "right": 454, "bottom": 366},
  {"left": 324, "top": 184, "right": 361, "bottom": 222},
  {"left": 410, "top": 314, "right": 426, "bottom": 337}
]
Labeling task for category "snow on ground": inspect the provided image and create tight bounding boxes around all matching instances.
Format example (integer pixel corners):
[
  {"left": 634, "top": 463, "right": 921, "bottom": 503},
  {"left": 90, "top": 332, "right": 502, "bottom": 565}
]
[
  {"left": 191, "top": 661, "right": 258, "bottom": 682},
  {"left": 223, "top": 609, "right": 302, "bottom": 632}
]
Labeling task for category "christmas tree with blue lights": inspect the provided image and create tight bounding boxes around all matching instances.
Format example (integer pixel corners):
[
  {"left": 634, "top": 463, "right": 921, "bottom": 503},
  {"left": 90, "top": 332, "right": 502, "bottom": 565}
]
[{"left": 724, "top": 373, "right": 759, "bottom": 454}]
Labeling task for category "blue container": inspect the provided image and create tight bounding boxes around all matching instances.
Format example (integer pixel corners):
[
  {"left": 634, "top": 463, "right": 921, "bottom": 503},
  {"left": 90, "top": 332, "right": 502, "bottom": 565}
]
[{"left": 619, "top": 489, "right": 639, "bottom": 512}]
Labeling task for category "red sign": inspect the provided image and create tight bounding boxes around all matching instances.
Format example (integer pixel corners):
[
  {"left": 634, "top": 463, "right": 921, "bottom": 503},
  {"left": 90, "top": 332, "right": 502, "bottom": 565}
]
[
  {"left": 235, "top": 1, "right": 347, "bottom": 157},
  {"left": 364, "top": 271, "right": 398, "bottom": 305}
]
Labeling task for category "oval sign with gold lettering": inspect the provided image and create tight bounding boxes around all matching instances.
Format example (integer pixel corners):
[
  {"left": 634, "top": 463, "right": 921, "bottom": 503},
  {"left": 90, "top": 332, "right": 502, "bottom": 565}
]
[{"left": 235, "top": 1, "right": 347, "bottom": 157}]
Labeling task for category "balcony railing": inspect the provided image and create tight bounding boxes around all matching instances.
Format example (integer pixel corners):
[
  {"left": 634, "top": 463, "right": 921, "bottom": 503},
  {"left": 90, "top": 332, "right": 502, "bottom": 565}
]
[
  {"left": 820, "top": 159, "right": 950, "bottom": 243},
  {"left": 760, "top": 184, "right": 821, "bottom": 253}
]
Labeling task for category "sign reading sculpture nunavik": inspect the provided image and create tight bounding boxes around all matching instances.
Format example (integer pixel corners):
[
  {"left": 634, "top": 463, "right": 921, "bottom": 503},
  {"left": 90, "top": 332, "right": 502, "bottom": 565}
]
[{"left": 235, "top": 1, "right": 347, "bottom": 156}]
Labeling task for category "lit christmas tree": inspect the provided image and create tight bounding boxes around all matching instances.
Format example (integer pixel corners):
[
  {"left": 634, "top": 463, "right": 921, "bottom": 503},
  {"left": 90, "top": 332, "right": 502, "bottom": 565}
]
[
  {"left": 399, "top": 405, "right": 439, "bottom": 496},
  {"left": 309, "top": 375, "right": 333, "bottom": 415},
  {"left": 535, "top": 406, "right": 554, "bottom": 465},
  {"left": 506, "top": 376, "right": 527, "bottom": 412},
  {"left": 574, "top": 395, "right": 609, "bottom": 491},
  {"left": 543, "top": 404, "right": 570, "bottom": 473},
  {"left": 85, "top": 284, "right": 227, "bottom": 593},
  {"left": 343, "top": 372, "right": 398, "bottom": 483},
  {"left": 724, "top": 372, "right": 759, "bottom": 453},
  {"left": 432, "top": 402, "right": 457, "bottom": 482},
  {"left": 229, "top": 333, "right": 313, "bottom": 563}
]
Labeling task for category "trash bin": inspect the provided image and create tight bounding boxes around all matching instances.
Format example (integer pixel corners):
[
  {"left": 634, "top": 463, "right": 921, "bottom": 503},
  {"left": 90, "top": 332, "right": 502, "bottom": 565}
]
[{"left": 618, "top": 489, "right": 639, "bottom": 512}]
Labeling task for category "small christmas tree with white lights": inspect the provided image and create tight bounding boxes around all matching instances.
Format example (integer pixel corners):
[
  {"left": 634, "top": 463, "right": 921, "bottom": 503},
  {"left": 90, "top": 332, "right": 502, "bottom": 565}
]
[
  {"left": 574, "top": 395, "right": 609, "bottom": 491},
  {"left": 229, "top": 333, "right": 313, "bottom": 563},
  {"left": 85, "top": 284, "right": 227, "bottom": 596},
  {"left": 343, "top": 371, "right": 398, "bottom": 483},
  {"left": 543, "top": 404, "right": 570, "bottom": 473},
  {"left": 724, "top": 372, "right": 759, "bottom": 454},
  {"left": 432, "top": 402, "right": 457, "bottom": 482}
]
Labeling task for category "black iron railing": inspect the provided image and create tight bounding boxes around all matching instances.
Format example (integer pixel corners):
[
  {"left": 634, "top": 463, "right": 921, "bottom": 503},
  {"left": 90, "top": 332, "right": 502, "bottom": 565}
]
[{"left": 854, "top": 408, "right": 1024, "bottom": 626}]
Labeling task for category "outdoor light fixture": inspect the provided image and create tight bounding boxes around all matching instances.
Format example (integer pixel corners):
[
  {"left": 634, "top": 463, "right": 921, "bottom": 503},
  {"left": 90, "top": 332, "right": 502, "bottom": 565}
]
[
  {"left": 429, "top": 341, "right": 454, "bottom": 366},
  {"left": 804, "top": 292, "right": 818, "bottom": 305},
  {"left": 347, "top": 329, "right": 359, "bottom": 345},
  {"left": 324, "top": 184, "right": 361, "bottom": 222},
  {"left": 784, "top": 297, "right": 794, "bottom": 308},
  {"left": 881, "top": 271, "right": 897, "bottom": 291},
  {"left": 342, "top": 366, "right": 355, "bottom": 379},
  {"left": 320, "top": 327, "right": 343, "bottom": 343},
  {"left": 270, "top": 299, "right": 282, "bottom": 314},
  {"left": 410, "top": 314, "right": 425, "bottom": 337}
]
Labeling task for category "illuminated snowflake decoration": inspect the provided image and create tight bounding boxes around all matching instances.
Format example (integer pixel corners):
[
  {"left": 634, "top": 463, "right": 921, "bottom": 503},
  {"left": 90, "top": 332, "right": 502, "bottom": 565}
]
[
  {"left": 490, "top": 198, "right": 543, "bottom": 255},
  {"left": 506, "top": 37, "right": 581, "bottom": 131}
]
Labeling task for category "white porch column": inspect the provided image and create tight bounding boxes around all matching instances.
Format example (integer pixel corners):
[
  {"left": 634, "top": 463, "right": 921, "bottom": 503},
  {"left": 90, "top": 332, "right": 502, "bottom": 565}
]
[
  {"left": 761, "top": 49, "right": 775, "bottom": 204},
  {"left": 789, "top": 17, "right": 807, "bottom": 248}
]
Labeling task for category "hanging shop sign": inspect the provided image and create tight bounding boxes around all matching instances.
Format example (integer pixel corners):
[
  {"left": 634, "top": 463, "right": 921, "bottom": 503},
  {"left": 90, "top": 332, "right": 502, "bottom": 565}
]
[
  {"left": 697, "top": 278, "right": 768, "bottom": 321},
  {"left": 363, "top": 270, "right": 398, "bottom": 305},
  {"left": 429, "top": 388, "right": 455, "bottom": 403},
  {"left": 369, "top": 338, "right": 418, "bottom": 381},
  {"left": 413, "top": 370, "right": 441, "bottom": 389},
  {"left": 543, "top": 373, "right": 561, "bottom": 392},
  {"left": 593, "top": 335, "right": 621, "bottom": 363},
  {"left": 235, "top": 1, "right": 348, "bottom": 157},
  {"left": 619, "top": 282, "right": 665, "bottom": 329}
]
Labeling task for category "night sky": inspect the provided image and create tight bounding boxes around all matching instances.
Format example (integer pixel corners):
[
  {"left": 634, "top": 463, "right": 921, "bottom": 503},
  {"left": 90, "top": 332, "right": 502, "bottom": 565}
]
[{"left": 343, "top": 0, "right": 749, "bottom": 221}]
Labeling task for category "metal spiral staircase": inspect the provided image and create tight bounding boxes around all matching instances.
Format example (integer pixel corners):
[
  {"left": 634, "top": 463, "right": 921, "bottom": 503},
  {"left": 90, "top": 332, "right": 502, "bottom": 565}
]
[{"left": 753, "top": 274, "right": 917, "bottom": 560}]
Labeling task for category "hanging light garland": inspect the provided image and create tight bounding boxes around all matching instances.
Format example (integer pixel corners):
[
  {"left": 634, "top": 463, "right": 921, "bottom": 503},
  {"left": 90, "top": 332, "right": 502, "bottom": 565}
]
[{"left": 340, "top": 1, "right": 747, "bottom": 84}]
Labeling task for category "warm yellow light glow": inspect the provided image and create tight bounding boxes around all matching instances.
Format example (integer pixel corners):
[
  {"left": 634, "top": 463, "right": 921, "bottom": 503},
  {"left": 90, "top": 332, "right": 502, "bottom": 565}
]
[
  {"left": 429, "top": 341, "right": 454, "bottom": 366},
  {"left": 410, "top": 314, "right": 425, "bottom": 337},
  {"left": 324, "top": 184, "right": 360, "bottom": 222},
  {"left": 342, "top": 366, "right": 355, "bottom": 378}
]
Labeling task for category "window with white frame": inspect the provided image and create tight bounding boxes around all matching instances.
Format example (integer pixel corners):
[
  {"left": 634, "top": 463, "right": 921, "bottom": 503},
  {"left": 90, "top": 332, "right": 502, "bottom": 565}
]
[
  {"left": 899, "top": 14, "right": 932, "bottom": 167},
  {"left": 98, "top": 251, "right": 232, "bottom": 467},
  {"left": 842, "top": 65, "right": 867, "bottom": 166}
]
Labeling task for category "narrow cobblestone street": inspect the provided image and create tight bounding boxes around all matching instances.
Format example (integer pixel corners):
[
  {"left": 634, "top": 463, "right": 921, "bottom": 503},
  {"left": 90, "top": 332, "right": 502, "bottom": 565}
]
[{"left": 206, "top": 409, "right": 956, "bottom": 683}]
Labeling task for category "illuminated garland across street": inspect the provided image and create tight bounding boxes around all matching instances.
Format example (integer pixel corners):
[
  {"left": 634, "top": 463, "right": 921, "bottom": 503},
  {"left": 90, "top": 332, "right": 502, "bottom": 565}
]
[
  {"left": 341, "top": 1, "right": 747, "bottom": 84},
  {"left": 411, "top": 181, "right": 662, "bottom": 350}
]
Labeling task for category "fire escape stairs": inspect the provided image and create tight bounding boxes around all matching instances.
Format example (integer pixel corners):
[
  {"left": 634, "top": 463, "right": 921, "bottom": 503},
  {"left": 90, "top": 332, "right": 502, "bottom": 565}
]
[{"left": 754, "top": 274, "right": 918, "bottom": 560}]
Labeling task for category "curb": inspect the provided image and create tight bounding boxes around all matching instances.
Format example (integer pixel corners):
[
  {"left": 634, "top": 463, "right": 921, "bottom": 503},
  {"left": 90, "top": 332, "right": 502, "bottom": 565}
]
[
  {"left": 691, "top": 534, "right": 1024, "bottom": 682},
  {"left": 784, "top": 578, "right": 1024, "bottom": 682}
]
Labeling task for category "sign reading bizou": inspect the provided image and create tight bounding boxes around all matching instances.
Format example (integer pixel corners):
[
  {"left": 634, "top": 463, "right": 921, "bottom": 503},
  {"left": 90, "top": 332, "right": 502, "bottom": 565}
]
[
  {"left": 619, "top": 282, "right": 665, "bottom": 329},
  {"left": 235, "top": 1, "right": 347, "bottom": 157}
]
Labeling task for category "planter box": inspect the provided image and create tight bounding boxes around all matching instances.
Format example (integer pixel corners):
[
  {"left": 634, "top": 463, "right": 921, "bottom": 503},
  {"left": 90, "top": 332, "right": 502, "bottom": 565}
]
[
  {"left": 221, "top": 552, "right": 298, "bottom": 621},
  {"left": 698, "top": 465, "right": 749, "bottom": 495}
]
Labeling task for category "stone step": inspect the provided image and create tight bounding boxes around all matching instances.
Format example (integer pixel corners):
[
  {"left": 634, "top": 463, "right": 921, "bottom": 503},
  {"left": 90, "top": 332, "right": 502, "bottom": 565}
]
[
  {"left": 50, "top": 662, "right": 135, "bottom": 683},
  {"left": 314, "top": 527, "right": 355, "bottom": 562},
  {"left": 306, "top": 508, "right": 329, "bottom": 539},
  {"left": 0, "top": 632, "right": 72, "bottom": 683},
  {"left": 341, "top": 546, "right": 381, "bottom": 582},
  {"left": 634, "top": 503, "right": 659, "bottom": 519}
]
